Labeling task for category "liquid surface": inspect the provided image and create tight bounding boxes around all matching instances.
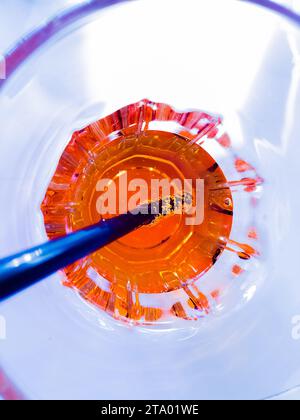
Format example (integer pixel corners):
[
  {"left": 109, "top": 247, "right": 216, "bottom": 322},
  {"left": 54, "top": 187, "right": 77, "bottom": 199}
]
[
  {"left": 42, "top": 129, "right": 233, "bottom": 295},
  {"left": 41, "top": 98, "right": 246, "bottom": 323}
]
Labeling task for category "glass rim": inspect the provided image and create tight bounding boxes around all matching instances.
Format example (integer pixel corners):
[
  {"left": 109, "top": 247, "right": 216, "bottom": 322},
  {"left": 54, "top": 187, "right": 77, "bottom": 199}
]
[{"left": 0, "top": 0, "right": 300, "bottom": 91}]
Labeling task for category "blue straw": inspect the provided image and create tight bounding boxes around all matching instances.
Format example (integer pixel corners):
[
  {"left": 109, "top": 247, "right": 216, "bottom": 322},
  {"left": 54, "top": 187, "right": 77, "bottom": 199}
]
[{"left": 0, "top": 201, "right": 166, "bottom": 301}]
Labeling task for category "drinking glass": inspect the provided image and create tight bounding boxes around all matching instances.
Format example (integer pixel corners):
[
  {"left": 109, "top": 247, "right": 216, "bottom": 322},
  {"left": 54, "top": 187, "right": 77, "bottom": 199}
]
[{"left": 0, "top": 0, "right": 300, "bottom": 400}]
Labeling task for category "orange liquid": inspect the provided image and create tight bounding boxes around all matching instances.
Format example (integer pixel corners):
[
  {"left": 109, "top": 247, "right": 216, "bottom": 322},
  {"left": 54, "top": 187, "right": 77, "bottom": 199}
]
[{"left": 42, "top": 129, "right": 233, "bottom": 298}]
